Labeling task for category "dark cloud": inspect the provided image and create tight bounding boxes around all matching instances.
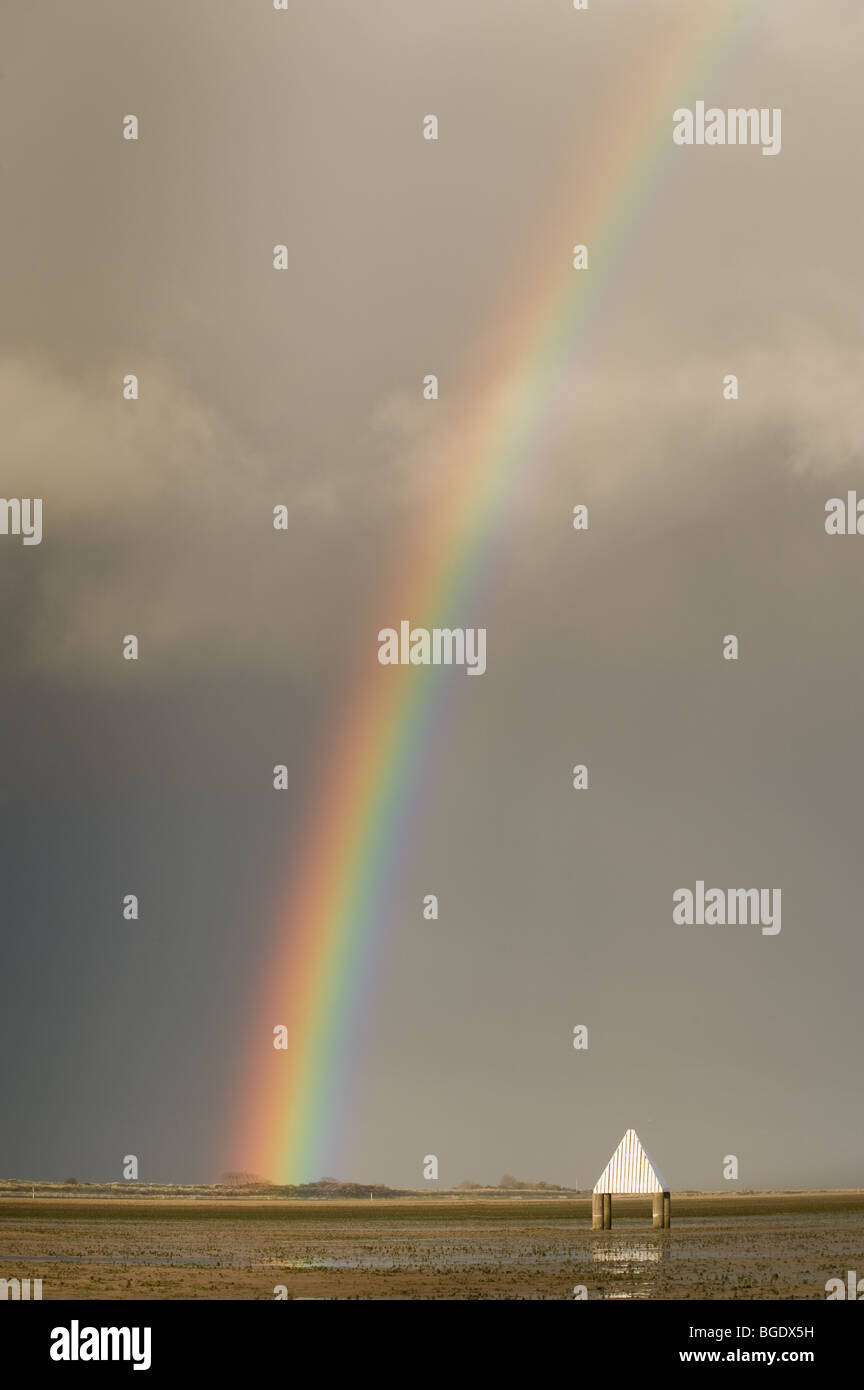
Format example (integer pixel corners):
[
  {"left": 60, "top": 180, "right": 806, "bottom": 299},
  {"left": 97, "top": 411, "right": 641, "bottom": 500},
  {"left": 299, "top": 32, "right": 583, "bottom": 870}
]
[{"left": 1, "top": 0, "right": 861, "bottom": 1187}]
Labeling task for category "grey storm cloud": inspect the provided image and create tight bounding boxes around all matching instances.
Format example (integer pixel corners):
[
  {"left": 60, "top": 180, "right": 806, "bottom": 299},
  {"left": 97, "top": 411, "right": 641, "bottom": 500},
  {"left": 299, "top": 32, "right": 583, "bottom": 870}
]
[{"left": 1, "top": 0, "right": 862, "bottom": 1188}]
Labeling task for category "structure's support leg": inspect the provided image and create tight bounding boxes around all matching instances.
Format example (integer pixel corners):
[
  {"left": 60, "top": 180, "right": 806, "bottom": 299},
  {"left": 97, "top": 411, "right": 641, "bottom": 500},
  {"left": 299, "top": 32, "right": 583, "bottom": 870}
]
[
  {"left": 662, "top": 1192, "right": 671, "bottom": 1229},
  {"left": 652, "top": 1192, "right": 664, "bottom": 1228},
  {"left": 603, "top": 1193, "right": 613, "bottom": 1230},
  {"left": 592, "top": 1194, "right": 603, "bottom": 1230}
]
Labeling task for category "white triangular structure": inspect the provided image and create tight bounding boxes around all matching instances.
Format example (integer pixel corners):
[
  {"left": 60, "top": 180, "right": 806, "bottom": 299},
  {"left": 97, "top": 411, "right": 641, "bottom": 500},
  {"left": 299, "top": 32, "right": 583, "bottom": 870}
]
[{"left": 593, "top": 1129, "right": 667, "bottom": 1194}]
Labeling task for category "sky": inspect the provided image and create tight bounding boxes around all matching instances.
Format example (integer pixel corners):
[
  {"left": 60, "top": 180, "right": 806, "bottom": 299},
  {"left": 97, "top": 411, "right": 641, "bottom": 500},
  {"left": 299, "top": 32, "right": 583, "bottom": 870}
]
[{"left": 1, "top": 0, "right": 863, "bottom": 1190}]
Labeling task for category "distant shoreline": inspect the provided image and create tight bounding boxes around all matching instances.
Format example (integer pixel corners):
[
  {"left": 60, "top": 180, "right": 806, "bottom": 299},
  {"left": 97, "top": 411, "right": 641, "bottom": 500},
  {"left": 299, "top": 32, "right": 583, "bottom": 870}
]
[{"left": 2, "top": 1182, "right": 863, "bottom": 1211}]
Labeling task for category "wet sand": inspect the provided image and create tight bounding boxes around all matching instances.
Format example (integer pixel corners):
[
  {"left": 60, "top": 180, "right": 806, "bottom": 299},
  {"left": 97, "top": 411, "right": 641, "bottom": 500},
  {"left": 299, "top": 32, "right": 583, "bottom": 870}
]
[{"left": 1, "top": 1193, "right": 862, "bottom": 1299}]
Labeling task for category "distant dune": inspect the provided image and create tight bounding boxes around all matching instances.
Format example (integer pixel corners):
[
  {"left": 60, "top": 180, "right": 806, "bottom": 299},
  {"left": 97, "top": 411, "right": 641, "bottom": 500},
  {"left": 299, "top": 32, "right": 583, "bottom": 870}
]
[{"left": 2, "top": 1178, "right": 864, "bottom": 1213}]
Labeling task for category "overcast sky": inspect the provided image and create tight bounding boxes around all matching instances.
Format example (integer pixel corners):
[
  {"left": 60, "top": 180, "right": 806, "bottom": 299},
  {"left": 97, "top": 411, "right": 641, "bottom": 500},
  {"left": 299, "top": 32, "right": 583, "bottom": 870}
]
[{"left": 2, "top": 0, "right": 863, "bottom": 1190}]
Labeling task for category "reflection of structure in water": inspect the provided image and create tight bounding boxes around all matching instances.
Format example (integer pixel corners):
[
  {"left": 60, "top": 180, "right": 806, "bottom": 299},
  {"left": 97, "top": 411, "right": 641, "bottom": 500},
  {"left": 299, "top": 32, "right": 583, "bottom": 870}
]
[
  {"left": 592, "top": 1129, "right": 671, "bottom": 1230},
  {"left": 592, "top": 1239, "right": 671, "bottom": 1264}
]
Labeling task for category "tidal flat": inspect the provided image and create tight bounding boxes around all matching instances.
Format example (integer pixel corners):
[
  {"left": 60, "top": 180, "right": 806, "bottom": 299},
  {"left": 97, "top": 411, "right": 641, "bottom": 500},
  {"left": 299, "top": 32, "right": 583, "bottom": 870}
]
[{"left": 1, "top": 1193, "right": 862, "bottom": 1300}]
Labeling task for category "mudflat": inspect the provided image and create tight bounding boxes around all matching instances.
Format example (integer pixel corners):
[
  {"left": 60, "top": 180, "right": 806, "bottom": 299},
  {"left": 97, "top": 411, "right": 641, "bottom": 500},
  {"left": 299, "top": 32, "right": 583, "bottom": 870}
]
[{"left": 1, "top": 1192, "right": 861, "bottom": 1300}]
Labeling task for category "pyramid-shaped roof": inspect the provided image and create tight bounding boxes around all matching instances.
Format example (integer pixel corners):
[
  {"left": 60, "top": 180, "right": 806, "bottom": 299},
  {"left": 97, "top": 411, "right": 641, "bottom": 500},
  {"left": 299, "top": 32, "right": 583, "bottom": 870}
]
[{"left": 593, "top": 1128, "right": 666, "bottom": 1194}]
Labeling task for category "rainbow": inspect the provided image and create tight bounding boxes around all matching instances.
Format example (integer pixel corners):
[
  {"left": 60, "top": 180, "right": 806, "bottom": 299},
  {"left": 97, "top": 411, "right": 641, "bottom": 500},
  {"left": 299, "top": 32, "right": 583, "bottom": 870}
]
[{"left": 235, "top": 0, "right": 753, "bottom": 1184}]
